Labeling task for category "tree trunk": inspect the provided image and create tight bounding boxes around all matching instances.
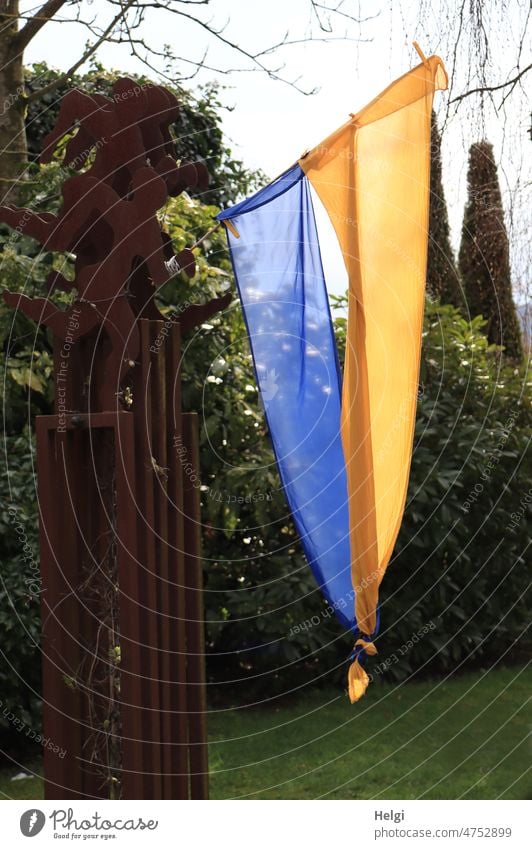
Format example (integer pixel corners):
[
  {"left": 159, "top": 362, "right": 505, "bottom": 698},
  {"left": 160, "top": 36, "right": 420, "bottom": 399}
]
[{"left": 0, "top": 0, "right": 28, "bottom": 204}]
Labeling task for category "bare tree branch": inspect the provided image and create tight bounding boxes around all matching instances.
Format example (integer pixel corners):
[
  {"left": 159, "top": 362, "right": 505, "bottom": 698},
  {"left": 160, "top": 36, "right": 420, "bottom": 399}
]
[
  {"left": 311, "top": 1, "right": 379, "bottom": 26},
  {"left": 135, "top": 3, "right": 372, "bottom": 94},
  {"left": 17, "top": 0, "right": 373, "bottom": 101},
  {"left": 255, "top": 34, "right": 370, "bottom": 59},
  {"left": 15, "top": 0, "right": 68, "bottom": 49},
  {"left": 449, "top": 63, "right": 532, "bottom": 105},
  {"left": 25, "top": 0, "right": 138, "bottom": 103}
]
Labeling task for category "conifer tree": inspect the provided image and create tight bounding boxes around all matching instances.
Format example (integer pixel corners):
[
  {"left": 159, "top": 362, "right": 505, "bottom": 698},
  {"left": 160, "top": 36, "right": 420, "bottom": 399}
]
[
  {"left": 458, "top": 141, "right": 523, "bottom": 360},
  {"left": 426, "top": 111, "right": 461, "bottom": 306}
]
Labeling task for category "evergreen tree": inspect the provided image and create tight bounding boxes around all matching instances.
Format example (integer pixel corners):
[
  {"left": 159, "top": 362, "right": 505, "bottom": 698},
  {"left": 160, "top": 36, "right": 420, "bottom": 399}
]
[
  {"left": 426, "top": 111, "right": 461, "bottom": 306},
  {"left": 458, "top": 141, "right": 523, "bottom": 360}
]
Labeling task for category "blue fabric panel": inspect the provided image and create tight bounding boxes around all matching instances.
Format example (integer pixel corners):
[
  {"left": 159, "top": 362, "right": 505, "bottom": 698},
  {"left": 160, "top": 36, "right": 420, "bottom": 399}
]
[{"left": 217, "top": 165, "right": 356, "bottom": 632}]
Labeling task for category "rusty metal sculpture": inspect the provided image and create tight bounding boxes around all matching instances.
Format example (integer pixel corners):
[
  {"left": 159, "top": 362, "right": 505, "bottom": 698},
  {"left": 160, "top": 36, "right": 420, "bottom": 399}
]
[{"left": 1, "top": 77, "right": 227, "bottom": 799}]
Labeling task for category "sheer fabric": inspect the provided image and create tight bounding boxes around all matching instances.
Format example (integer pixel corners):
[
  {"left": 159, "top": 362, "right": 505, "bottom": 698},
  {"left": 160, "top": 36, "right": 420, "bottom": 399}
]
[
  {"left": 218, "top": 165, "right": 355, "bottom": 630},
  {"left": 218, "top": 55, "right": 448, "bottom": 699},
  {"left": 301, "top": 56, "right": 448, "bottom": 635}
]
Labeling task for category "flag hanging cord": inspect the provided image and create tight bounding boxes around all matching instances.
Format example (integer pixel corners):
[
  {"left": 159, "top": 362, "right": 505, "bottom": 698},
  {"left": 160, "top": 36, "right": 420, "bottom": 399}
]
[{"left": 190, "top": 221, "right": 222, "bottom": 248}]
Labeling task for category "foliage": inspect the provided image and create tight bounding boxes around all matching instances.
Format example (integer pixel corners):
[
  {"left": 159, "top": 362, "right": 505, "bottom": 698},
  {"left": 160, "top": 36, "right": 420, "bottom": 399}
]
[
  {"left": 24, "top": 62, "right": 264, "bottom": 208},
  {"left": 381, "top": 301, "right": 530, "bottom": 681},
  {"left": 2, "top": 186, "right": 530, "bottom": 714},
  {"left": 458, "top": 140, "right": 523, "bottom": 361},
  {"left": 168, "top": 238, "right": 531, "bottom": 696},
  {"left": 0, "top": 161, "right": 71, "bottom": 433},
  {"left": 0, "top": 164, "right": 61, "bottom": 736},
  {"left": 426, "top": 111, "right": 461, "bottom": 307},
  {"left": 1, "top": 89, "right": 530, "bottom": 726},
  {"left": 0, "top": 430, "right": 42, "bottom": 739}
]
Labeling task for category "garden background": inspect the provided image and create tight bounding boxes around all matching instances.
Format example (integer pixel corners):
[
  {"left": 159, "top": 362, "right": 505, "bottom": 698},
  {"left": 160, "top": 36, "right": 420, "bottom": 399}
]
[{"left": 0, "top": 0, "right": 530, "bottom": 799}]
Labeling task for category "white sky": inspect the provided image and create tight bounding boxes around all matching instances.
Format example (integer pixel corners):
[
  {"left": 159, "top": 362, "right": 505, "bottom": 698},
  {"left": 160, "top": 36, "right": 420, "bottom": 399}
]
[{"left": 22, "top": 0, "right": 531, "bottom": 302}]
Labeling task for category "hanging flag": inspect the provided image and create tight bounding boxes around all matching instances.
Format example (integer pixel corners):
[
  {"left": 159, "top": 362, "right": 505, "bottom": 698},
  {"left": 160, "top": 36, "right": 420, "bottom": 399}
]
[{"left": 217, "top": 50, "right": 448, "bottom": 701}]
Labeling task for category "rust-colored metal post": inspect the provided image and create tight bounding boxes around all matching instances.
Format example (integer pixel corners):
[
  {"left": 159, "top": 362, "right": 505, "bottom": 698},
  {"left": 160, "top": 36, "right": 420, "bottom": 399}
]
[
  {"left": 165, "top": 324, "right": 189, "bottom": 799},
  {"left": 0, "top": 76, "right": 227, "bottom": 800},
  {"left": 182, "top": 413, "right": 209, "bottom": 799}
]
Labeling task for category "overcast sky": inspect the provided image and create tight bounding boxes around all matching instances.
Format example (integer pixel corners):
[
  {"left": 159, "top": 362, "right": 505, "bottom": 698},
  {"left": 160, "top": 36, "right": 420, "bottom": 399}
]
[{"left": 22, "top": 0, "right": 531, "bottom": 302}]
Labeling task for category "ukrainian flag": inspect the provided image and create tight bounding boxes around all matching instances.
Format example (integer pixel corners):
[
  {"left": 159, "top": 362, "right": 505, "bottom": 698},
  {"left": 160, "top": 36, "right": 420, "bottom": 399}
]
[{"left": 217, "top": 52, "right": 448, "bottom": 701}]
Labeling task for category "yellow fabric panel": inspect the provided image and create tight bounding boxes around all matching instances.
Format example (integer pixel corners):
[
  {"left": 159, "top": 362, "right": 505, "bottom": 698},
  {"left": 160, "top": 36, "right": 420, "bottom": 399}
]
[{"left": 301, "top": 56, "right": 448, "bottom": 638}]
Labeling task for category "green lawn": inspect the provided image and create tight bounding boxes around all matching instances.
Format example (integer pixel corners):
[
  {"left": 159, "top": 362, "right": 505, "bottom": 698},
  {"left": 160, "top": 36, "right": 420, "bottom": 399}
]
[{"left": 2, "top": 664, "right": 530, "bottom": 800}]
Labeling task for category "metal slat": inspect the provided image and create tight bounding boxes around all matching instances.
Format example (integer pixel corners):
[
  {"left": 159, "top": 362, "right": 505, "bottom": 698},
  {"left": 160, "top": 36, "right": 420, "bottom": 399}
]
[
  {"left": 166, "top": 323, "right": 189, "bottom": 799},
  {"left": 181, "top": 413, "right": 209, "bottom": 799}
]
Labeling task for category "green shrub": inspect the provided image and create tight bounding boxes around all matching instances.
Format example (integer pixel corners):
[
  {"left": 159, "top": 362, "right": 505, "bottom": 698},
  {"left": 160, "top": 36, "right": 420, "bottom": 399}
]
[
  {"left": 0, "top": 430, "right": 42, "bottom": 736},
  {"left": 380, "top": 302, "right": 530, "bottom": 681},
  {"left": 180, "top": 266, "right": 530, "bottom": 696},
  {"left": 1, "top": 86, "right": 530, "bottom": 713},
  {"left": 199, "top": 299, "right": 531, "bottom": 696}
]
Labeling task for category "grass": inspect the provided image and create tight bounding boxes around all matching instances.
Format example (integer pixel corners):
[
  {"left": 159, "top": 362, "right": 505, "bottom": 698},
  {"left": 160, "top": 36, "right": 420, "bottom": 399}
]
[{"left": 1, "top": 664, "right": 530, "bottom": 800}]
